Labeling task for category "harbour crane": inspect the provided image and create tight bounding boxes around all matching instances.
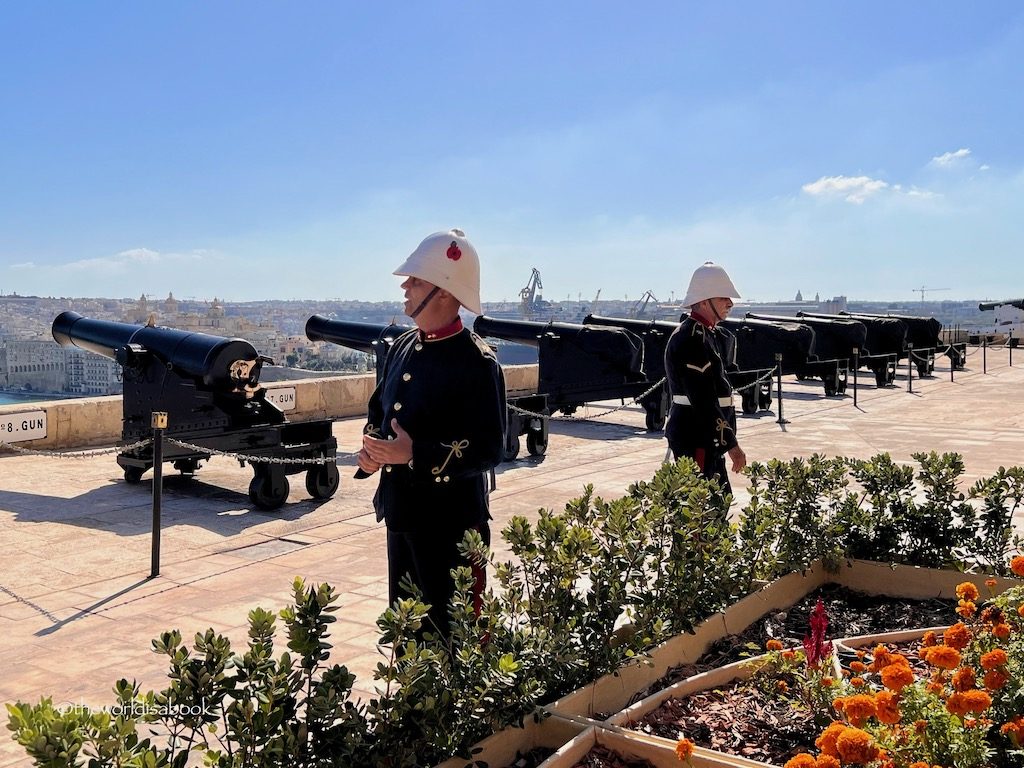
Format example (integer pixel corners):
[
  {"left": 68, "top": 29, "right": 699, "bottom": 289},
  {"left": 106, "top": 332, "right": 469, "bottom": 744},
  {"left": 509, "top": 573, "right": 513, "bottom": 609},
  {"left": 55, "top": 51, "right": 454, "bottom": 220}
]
[
  {"left": 519, "top": 268, "right": 544, "bottom": 317},
  {"left": 629, "top": 290, "right": 659, "bottom": 318}
]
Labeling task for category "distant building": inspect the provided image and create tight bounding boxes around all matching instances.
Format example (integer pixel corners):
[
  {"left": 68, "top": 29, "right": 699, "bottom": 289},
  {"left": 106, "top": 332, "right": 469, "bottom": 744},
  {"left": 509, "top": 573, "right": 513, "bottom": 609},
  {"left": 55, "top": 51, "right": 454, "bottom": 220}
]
[{"left": 4, "top": 339, "right": 67, "bottom": 393}]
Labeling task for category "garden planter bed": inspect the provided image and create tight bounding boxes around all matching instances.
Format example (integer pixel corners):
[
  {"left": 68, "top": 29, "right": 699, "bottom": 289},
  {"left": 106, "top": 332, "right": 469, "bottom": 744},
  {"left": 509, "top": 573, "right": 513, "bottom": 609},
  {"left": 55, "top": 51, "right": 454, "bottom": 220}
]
[
  {"left": 432, "top": 715, "right": 585, "bottom": 768},
  {"left": 545, "top": 560, "right": 1002, "bottom": 722}
]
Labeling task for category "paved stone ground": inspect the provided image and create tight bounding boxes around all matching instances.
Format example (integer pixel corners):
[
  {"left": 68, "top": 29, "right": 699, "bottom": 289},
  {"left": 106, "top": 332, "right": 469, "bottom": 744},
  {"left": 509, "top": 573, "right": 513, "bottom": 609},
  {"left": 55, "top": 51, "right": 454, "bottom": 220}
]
[{"left": 1, "top": 348, "right": 1022, "bottom": 766}]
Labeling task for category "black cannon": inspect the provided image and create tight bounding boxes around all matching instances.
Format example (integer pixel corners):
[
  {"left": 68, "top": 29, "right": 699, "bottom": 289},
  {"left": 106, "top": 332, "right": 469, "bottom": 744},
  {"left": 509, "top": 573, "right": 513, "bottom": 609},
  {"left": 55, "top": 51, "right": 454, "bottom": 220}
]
[
  {"left": 745, "top": 313, "right": 866, "bottom": 396},
  {"left": 305, "top": 315, "right": 549, "bottom": 461},
  {"left": 798, "top": 311, "right": 902, "bottom": 386},
  {"left": 718, "top": 316, "right": 816, "bottom": 412},
  {"left": 52, "top": 311, "right": 339, "bottom": 510},
  {"left": 305, "top": 316, "right": 411, "bottom": 380},
  {"left": 582, "top": 314, "right": 674, "bottom": 429},
  {"left": 473, "top": 315, "right": 653, "bottom": 426},
  {"left": 840, "top": 312, "right": 956, "bottom": 374}
]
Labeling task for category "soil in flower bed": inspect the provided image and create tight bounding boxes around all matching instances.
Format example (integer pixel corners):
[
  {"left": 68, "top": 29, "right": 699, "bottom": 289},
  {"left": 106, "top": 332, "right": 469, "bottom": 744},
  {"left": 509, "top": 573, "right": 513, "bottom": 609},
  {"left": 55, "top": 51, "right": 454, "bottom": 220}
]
[
  {"left": 627, "top": 673, "right": 817, "bottom": 765},
  {"left": 644, "top": 584, "right": 955, "bottom": 695},
  {"left": 568, "top": 745, "right": 656, "bottom": 767}
]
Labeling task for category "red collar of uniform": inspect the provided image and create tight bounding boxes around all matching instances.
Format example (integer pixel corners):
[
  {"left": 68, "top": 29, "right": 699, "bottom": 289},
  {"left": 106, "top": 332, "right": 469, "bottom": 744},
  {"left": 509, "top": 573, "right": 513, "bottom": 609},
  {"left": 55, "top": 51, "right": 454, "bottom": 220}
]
[
  {"left": 690, "top": 309, "right": 717, "bottom": 328},
  {"left": 420, "top": 317, "right": 463, "bottom": 342}
]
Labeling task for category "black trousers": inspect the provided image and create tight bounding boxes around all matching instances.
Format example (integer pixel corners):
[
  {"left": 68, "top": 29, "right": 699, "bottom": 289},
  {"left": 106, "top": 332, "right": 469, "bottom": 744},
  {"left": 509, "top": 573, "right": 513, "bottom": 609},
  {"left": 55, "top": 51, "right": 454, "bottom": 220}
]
[
  {"left": 387, "top": 522, "right": 490, "bottom": 639},
  {"left": 671, "top": 445, "right": 732, "bottom": 496}
]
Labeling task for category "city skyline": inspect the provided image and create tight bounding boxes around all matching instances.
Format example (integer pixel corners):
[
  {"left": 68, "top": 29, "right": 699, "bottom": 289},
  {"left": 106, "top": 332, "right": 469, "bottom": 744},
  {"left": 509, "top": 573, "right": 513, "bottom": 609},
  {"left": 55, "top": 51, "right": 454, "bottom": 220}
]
[{"left": 1, "top": 3, "right": 1023, "bottom": 304}]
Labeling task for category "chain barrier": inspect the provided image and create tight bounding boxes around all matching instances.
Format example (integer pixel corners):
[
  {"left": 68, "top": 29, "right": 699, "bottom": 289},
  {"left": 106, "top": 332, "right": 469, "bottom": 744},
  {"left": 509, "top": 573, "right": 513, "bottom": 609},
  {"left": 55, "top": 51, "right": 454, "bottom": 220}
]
[
  {"left": 0, "top": 438, "right": 152, "bottom": 458},
  {"left": 506, "top": 368, "right": 777, "bottom": 422},
  {"left": 164, "top": 437, "right": 352, "bottom": 466}
]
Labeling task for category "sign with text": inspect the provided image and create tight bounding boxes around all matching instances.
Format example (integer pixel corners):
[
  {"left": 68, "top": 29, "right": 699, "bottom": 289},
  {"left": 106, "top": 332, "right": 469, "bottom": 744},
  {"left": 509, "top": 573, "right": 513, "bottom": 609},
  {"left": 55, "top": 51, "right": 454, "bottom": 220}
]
[
  {"left": 0, "top": 410, "right": 47, "bottom": 442},
  {"left": 264, "top": 387, "right": 296, "bottom": 412}
]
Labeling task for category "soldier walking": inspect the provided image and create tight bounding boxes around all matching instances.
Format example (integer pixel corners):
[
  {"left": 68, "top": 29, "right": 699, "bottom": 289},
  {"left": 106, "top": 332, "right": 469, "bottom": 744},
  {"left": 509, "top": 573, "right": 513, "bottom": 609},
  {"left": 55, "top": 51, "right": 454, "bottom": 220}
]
[{"left": 664, "top": 261, "right": 747, "bottom": 495}]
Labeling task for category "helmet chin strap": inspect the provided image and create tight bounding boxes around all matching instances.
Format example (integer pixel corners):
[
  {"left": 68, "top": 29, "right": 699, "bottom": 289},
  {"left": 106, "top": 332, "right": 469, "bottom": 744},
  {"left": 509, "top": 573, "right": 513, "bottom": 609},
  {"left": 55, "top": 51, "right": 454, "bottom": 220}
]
[
  {"left": 709, "top": 299, "right": 726, "bottom": 323},
  {"left": 409, "top": 286, "right": 441, "bottom": 320}
]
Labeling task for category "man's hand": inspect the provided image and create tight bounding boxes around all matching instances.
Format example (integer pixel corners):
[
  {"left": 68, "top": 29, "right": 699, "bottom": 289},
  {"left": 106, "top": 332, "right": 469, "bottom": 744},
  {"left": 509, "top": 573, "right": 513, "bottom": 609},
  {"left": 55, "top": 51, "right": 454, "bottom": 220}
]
[
  {"left": 362, "top": 418, "right": 414, "bottom": 466},
  {"left": 728, "top": 444, "right": 747, "bottom": 473},
  {"left": 356, "top": 448, "right": 382, "bottom": 476}
]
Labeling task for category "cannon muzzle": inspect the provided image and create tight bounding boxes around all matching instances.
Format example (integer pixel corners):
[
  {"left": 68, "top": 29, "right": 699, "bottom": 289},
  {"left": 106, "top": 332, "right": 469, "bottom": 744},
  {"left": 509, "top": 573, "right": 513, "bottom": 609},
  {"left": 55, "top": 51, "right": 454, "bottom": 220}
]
[
  {"left": 52, "top": 311, "right": 263, "bottom": 390},
  {"left": 304, "top": 315, "right": 411, "bottom": 354}
]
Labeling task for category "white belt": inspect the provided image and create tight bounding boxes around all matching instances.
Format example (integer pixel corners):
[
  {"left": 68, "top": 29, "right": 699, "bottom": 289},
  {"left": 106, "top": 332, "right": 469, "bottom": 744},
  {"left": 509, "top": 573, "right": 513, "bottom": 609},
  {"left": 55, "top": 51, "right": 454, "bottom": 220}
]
[{"left": 673, "top": 394, "right": 734, "bottom": 408}]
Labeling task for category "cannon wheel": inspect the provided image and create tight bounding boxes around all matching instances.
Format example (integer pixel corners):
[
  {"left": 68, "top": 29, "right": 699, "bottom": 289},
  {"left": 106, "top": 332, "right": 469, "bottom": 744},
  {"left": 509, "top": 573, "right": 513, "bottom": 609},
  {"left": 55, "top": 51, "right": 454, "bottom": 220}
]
[
  {"left": 740, "top": 390, "right": 758, "bottom": 415},
  {"left": 249, "top": 470, "right": 290, "bottom": 511},
  {"left": 874, "top": 367, "right": 888, "bottom": 387},
  {"left": 173, "top": 458, "right": 200, "bottom": 475},
  {"left": 644, "top": 407, "right": 664, "bottom": 432},
  {"left": 124, "top": 466, "right": 145, "bottom": 484},
  {"left": 526, "top": 431, "right": 547, "bottom": 457},
  {"left": 757, "top": 382, "right": 772, "bottom": 410},
  {"left": 305, "top": 464, "right": 340, "bottom": 500},
  {"left": 823, "top": 376, "right": 839, "bottom": 397},
  {"left": 503, "top": 436, "right": 521, "bottom": 462}
]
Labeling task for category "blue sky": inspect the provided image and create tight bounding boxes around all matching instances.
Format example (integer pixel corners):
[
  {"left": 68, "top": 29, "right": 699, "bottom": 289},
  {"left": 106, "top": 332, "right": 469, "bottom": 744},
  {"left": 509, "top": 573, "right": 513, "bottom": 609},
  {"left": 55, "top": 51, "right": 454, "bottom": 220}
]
[{"left": 1, "top": 2, "right": 1023, "bottom": 304}]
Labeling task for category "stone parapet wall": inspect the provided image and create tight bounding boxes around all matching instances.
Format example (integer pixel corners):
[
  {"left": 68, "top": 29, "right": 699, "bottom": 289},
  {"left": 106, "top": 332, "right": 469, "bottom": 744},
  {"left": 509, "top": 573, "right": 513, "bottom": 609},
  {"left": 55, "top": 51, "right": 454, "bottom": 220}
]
[{"left": 0, "top": 364, "right": 540, "bottom": 451}]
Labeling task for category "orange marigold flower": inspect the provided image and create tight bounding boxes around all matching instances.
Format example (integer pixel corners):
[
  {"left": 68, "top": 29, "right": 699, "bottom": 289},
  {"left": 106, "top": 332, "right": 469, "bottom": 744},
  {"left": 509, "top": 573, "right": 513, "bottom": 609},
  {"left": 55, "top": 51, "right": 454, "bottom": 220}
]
[
  {"left": 675, "top": 738, "right": 695, "bottom": 761},
  {"left": 984, "top": 668, "right": 1010, "bottom": 691},
  {"left": 1010, "top": 555, "right": 1024, "bottom": 577},
  {"left": 833, "top": 697, "right": 846, "bottom": 711},
  {"left": 926, "top": 680, "right": 946, "bottom": 696},
  {"left": 957, "top": 600, "right": 977, "bottom": 619},
  {"left": 843, "top": 694, "right": 877, "bottom": 727},
  {"left": 926, "top": 645, "right": 961, "bottom": 670},
  {"left": 836, "top": 727, "right": 880, "bottom": 764},
  {"left": 986, "top": 578, "right": 998, "bottom": 588},
  {"left": 1018, "top": 604, "right": 1024, "bottom": 618},
  {"left": 777, "top": 680, "right": 789, "bottom": 693},
  {"left": 850, "top": 677, "right": 866, "bottom": 688},
  {"left": 782, "top": 650, "right": 796, "bottom": 661},
  {"left": 816, "top": 756, "right": 841, "bottom": 768},
  {"left": 766, "top": 639, "right": 784, "bottom": 651},
  {"left": 993, "top": 622, "right": 1012, "bottom": 640},
  {"left": 943, "top": 623, "right": 971, "bottom": 650},
  {"left": 910, "top": 763, "right": 930, "bottom": 768},
  {"left": 850, "top": 660, "right": 867, "bottom": 673},
  {"left": 874, "top": 690, "right": 901, "bottom": 725},
  {"left": 816, "top": 722, "right": 848, "bottom": 757},
  {"left": 922, "top": 630, "right": 937, "bottom": 647},
  {"left": 856, "top": 649, "right": 867, "bottom": 658},
  {"left": 881, "top": 663, "right": 916, "bottom": 692},
  {"left": 963, "top": 689, "right": 993, "bottom": 713},
  {"left": 913, "top": 719, "right": 928, "bottom": 735},
  {"left": 783, "top": 755, "right": 816, "bottom": 768},
  {"left": 947, "top": 692, "right": 971, "bottom": 717},
  {"left": 820, "top": 676, "right": 835, "bottom": 687},
  {"left": 956, "top": 582, "right": 980, "bottom": 601},
  {"left": 869, "top": 645, "right": 896, "bottom": 672},
  {"left": 1001, "top": 716, "right": 1024, "bottom": 747},
  {"left": 981, "top": 649, "right": 1008, "bottom": 669},
  {"left": 952, "top": 666, "right": 976, "bottom": 692}
]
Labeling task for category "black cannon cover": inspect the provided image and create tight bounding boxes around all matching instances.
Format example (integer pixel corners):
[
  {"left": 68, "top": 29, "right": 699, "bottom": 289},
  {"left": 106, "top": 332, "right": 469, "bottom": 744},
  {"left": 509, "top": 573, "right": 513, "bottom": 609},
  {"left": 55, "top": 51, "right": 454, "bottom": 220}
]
[
  {"left": 841, "top": 312, "right": 941, "bottom": 350},
  {"left": 746, "top": 312, "right": 866, "bottom": 361},
  {"left": 583, "top": 314, "right": 677, "bottom": 380},
  {"left": 718, "top": 316, "right": 816, "bottom": 372},
  {"left": 799, "top": 311, "right": 906, "bottom": 356}
]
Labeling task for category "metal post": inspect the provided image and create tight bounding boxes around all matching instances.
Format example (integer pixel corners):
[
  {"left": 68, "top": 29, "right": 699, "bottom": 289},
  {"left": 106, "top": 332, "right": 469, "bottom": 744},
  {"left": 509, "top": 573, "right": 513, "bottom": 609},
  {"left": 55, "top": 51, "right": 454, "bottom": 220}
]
[
  {"left": 851, "top": 347, "right": 859, "bottom": 407},
  {"left": 774, "top": 353, "right": 789, "bottom": 425},
  {"left": 983, "top": 335, "right": 987, "bottom": 374},
  {"left": 1010, "top": 331, "right": 1014, "bottom": 367},
  {"left": 907, "top": 344, "right": 913, "bottom": 394},
  {"left": 150, "top": 411, "right": 167, "bottom": 579},
  {"left": 950, "top": 348, "right": 955, "bottom": 382}
]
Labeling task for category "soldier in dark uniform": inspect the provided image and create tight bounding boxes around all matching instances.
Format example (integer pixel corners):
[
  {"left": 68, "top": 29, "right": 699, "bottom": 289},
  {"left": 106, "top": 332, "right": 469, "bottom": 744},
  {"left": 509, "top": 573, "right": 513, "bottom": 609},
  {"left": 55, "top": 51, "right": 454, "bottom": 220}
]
[
  {"left": 357, "top": 229, "right": 506, "bottom": 638},
  {"left": 664, "top": 261, "right": 747, "bottom": 495}
]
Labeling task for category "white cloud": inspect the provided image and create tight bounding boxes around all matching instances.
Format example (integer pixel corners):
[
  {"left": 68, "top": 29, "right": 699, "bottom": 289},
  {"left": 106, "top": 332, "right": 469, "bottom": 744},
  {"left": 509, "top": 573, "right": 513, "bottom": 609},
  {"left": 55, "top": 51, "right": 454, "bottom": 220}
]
[
  {"left": 980, "top": 164, "right": 991, "bottom": 171},
  {"left": 10, "top": 262, "right": 36, "bottom": 270},
  {"left": 930, "top": 148, "right": 972, "bottom": 167},
  {"left": 62, "top": 248, "right": 208, "bottom": 273},
  {"left": 801, "top": 175, "right": 890, "bottom": 204}
]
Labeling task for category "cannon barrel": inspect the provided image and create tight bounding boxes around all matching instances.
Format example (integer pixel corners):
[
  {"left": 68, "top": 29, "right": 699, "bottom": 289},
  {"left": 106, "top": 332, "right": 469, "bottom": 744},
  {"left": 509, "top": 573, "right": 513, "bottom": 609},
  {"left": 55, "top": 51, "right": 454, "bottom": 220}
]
[
  {"left": 979, "top": 299, "right": 1024, "bottom": 311},
  {"left": 798, "top": 311, "right": 906, "bottom": 356},
  {"left": 52, "top": 311, "right": 261, "bottom": 390},
  {"left": 746, "top": 312, "right": 866, "bottom": 360},
  {"left": 304, "top": 315, "right": 411, "bottom": 354},
  {"left": 719, "top": 316, "right": 816, "bottom": 372},
  {"left": 472, "top": 315, "right": 567, "bottom": 348},
  {"left": 840, "top": 311, "right": 940, "bottom": 349},
  {"left": 583, "top": 314, "right": 678, "bottom": 335}
]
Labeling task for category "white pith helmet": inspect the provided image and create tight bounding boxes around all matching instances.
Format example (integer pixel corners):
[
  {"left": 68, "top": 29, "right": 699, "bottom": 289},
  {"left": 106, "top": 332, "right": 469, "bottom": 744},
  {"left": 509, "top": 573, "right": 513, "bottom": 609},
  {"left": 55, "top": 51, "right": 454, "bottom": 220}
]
[
  {"left": 681, "top": 261, "right": 741, "bottom": 307},
  {"left": 393, "top": 228, "right": 482, "bottom": 314}
]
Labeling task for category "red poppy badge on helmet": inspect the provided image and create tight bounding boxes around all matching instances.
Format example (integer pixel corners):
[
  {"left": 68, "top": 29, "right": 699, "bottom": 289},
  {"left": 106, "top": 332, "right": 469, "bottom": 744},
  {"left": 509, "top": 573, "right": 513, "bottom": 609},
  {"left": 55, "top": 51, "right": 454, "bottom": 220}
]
[{"left": 446, "top": 241, "right": 462, "bottom": 261}]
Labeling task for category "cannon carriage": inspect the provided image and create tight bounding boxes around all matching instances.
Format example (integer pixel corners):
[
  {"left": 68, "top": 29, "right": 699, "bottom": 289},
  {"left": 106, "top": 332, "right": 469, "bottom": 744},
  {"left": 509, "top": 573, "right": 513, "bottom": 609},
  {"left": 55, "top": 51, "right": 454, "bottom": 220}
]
[
  {"left": 744, "top": 313, "right": 865, "bottom": 397},
  {"left": 472, "top": 315, "right": 658, "bottom": 431},
  {"left": 798, "top": 311, "right": 902, "bottom": 386},
  {"left": 52, "top": 311, "right": 339, "bottom": 510},
  {"left": 305, "top": 315, "right": 549, "bottom": 461},
  {"left": 840, "top": 311, "right": 960, "bottom": 374}
]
